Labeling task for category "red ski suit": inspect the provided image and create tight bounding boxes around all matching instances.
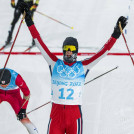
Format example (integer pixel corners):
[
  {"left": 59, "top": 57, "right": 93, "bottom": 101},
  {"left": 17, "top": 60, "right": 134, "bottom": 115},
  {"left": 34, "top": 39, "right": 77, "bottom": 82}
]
[
  {"left": 0, "top": 70, "right": 30, "bottom": 114},
  {"left": 28, "top": 24, "right": 117, "bottom": 134}
]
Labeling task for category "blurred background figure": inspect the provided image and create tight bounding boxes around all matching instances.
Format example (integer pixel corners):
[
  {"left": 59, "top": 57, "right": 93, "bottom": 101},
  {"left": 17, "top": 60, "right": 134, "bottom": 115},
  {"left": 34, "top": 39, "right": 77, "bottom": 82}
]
[{"left": 5, "top": 0, "right": 39, "bottom": 47}]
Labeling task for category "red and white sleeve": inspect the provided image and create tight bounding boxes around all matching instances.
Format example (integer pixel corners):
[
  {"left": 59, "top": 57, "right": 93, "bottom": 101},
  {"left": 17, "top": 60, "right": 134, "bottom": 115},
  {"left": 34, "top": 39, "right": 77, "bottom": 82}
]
[
  {"left": 28, "top": 24, "right": 58, "bottom": 66},
  {"left": 82, "top": 37, "right": 117, "bottom": 71}
]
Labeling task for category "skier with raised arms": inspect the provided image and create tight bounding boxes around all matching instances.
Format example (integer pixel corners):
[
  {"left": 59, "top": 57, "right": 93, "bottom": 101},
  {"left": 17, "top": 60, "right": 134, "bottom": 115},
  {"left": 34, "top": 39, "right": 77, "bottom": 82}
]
[{"left": 19, "top": 2, "right": 127, "bottom": 134}]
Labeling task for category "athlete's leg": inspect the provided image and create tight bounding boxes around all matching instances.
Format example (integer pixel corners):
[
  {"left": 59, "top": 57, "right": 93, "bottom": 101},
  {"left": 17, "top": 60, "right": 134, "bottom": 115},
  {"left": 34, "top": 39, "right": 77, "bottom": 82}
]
[
  {"left": 66, "top": 105, "right": 83, "bottom": 134},
  {"left": 66, "top": 117, "right": 83, "bottom": 134},
  {"left": 6, "top": 90, "right": 39, "bottom": 134},
  {"left": 10, "top": 8, "right": 22, "bottom": 31},
  {"left": 5, "top": 7, "right": 21, "bottom": 44},
  {"left": 47, "top": 118, "right": 65, "bottom": 134},
  {"left": 21, "top": 117, "right": 39, "bottom": 134},
  {"left": 32, "top": 38, "right": 35, "bottom": 46},
  {"left": 47, "top": 104, "right": 66, "bottom": 134},
  {"left": 31, "top": 12, "right": 35, "bottom": 46}
]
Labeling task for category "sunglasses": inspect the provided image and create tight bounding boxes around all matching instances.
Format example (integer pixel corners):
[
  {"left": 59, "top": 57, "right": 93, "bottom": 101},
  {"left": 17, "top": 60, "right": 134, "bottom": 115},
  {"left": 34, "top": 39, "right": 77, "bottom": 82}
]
[{"left": 63, "top": 45, "right": 76, "bottom": 51}]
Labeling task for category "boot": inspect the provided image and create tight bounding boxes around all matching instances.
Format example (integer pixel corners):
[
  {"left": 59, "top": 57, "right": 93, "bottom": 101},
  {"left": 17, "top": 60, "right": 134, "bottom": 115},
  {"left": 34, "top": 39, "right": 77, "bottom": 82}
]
[
  {"left": 5, "top": 31, "right": 12, "bottom": 46},
  {"left": 32, "top": 39, "right": 35, "bottom": 46}
]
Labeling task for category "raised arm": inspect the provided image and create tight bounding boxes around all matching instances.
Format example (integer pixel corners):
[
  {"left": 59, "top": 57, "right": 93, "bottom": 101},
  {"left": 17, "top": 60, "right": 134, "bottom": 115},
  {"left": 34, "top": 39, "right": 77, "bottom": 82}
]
[
  {"left": 82, "top": 16, "right": 127, "bottom": 70},
  {"left": 27, "top": 24, "right": 58, "bottom": 65},
  {"left": 19, "top": 2, "right": 58, "bottom": 65}
]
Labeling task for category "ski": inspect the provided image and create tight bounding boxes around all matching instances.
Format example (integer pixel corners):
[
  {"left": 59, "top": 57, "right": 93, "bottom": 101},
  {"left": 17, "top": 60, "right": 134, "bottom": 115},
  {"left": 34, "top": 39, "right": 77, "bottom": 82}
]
[
  {"left": 24, "top": 45, "right": 35, "bottom": 52},
  {"left": 0, "top": 44, "right": 11, "bottom": 52},
  {"left": 0, "top": 45, "right": 6, "bottom": 51}
]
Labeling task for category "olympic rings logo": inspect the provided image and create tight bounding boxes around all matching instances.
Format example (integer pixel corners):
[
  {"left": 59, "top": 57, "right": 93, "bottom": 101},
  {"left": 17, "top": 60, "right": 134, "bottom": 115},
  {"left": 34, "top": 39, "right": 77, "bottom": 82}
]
[{"left": 57, "top": 65, "right": 80, "bottom": 78}]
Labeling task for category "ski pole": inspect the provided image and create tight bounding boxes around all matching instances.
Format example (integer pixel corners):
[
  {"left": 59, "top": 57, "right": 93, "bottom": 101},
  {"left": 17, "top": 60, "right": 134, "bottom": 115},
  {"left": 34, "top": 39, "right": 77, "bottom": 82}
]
[
  {"left": 0, "top": 42, "right": 13, "bottom": 52},
  {"left": 27, "top": 101, "right": 51, "bottom": 114},
  {"left": 17, "top": 95, "right": 30, "bottom": 120},
  {"left": 36, "top": 10, "right": 73, "bottom": 29},
  {"left": 0, "top": 13, "right": 26, "bottom": 82},
  {"left": 119, "top": 22, "right": 134, "bottom": 66},
  {"left": 0, "top": 46, "right": 6, "bottom": 52},
  {"left": 21, "top": 95, "right": 30, "bottom": 109},
  {"left": 84, "top": 66, "right": 118, "bottom": 85}
]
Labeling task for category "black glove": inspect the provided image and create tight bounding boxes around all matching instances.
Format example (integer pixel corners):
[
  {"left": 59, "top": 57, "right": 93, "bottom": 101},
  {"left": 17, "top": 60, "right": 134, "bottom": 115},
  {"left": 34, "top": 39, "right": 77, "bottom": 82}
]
[
  {"left": 11, "top": 0, "right": 15, "bottom": 8},
  {"left": 30, "top": 4, "right": 38, "bottom": 14},
  {"left": 17, "top": 109, "right": 26, "bottom": 120},
  {"left": 112, "top": 16, "right": 127, "bottom": 39},
  {"left": 18, "top": 2, "right": 34, "bottom": 26}
]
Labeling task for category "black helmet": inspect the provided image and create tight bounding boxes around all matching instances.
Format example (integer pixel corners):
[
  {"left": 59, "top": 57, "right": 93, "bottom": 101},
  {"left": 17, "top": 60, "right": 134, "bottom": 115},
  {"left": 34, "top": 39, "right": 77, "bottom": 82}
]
[
  {"left": 0, "top": 69, "right": 11, "bottom": 85},
  {"left": 62, "top": 37, "right": 78, "bottom": 63}
]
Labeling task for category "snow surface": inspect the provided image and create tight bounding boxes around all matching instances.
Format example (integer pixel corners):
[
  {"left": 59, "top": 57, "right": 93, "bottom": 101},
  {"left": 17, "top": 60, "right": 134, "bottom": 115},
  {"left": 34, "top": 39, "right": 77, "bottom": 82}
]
[{"left": 0, "top": 0, "right": 134, "bottom": 134}]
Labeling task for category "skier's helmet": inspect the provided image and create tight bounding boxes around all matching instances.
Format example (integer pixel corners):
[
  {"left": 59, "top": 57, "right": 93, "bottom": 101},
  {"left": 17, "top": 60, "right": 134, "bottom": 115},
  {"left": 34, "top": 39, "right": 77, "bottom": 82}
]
[
  {"left": 62, "top": 37, "right": 78, "bottom": 63},
  {"left": 0, "top": 69, "right": 11, "bottom": 85}
]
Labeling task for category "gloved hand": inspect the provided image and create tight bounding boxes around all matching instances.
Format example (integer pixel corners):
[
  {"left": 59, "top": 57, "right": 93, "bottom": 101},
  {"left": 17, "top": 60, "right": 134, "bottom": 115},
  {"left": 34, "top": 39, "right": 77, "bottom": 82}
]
[
  {"left": 11, "top": 0, "right": 15, "bottom": 8},
  {"left": 112, "top": 16, "right": 127, "bottom": 39},
  {"left": 30, "top": 4, "right": 38, "bottom": 14},
  {"left": 18, "top": 2, "right": 33, "bottom": 26},
  {"left": 17, "top": 109, "right": 26, "bottom": 120}
]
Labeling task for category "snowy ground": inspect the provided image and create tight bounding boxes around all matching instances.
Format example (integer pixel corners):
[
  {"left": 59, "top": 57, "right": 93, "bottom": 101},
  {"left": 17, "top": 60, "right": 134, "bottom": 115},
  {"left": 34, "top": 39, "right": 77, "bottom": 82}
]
[
  {"left": 0, "top": 0, "right": 134, "bottom": 134},
  {"left": 0, "top": 55, "right": 134, "bottom": 134}
]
